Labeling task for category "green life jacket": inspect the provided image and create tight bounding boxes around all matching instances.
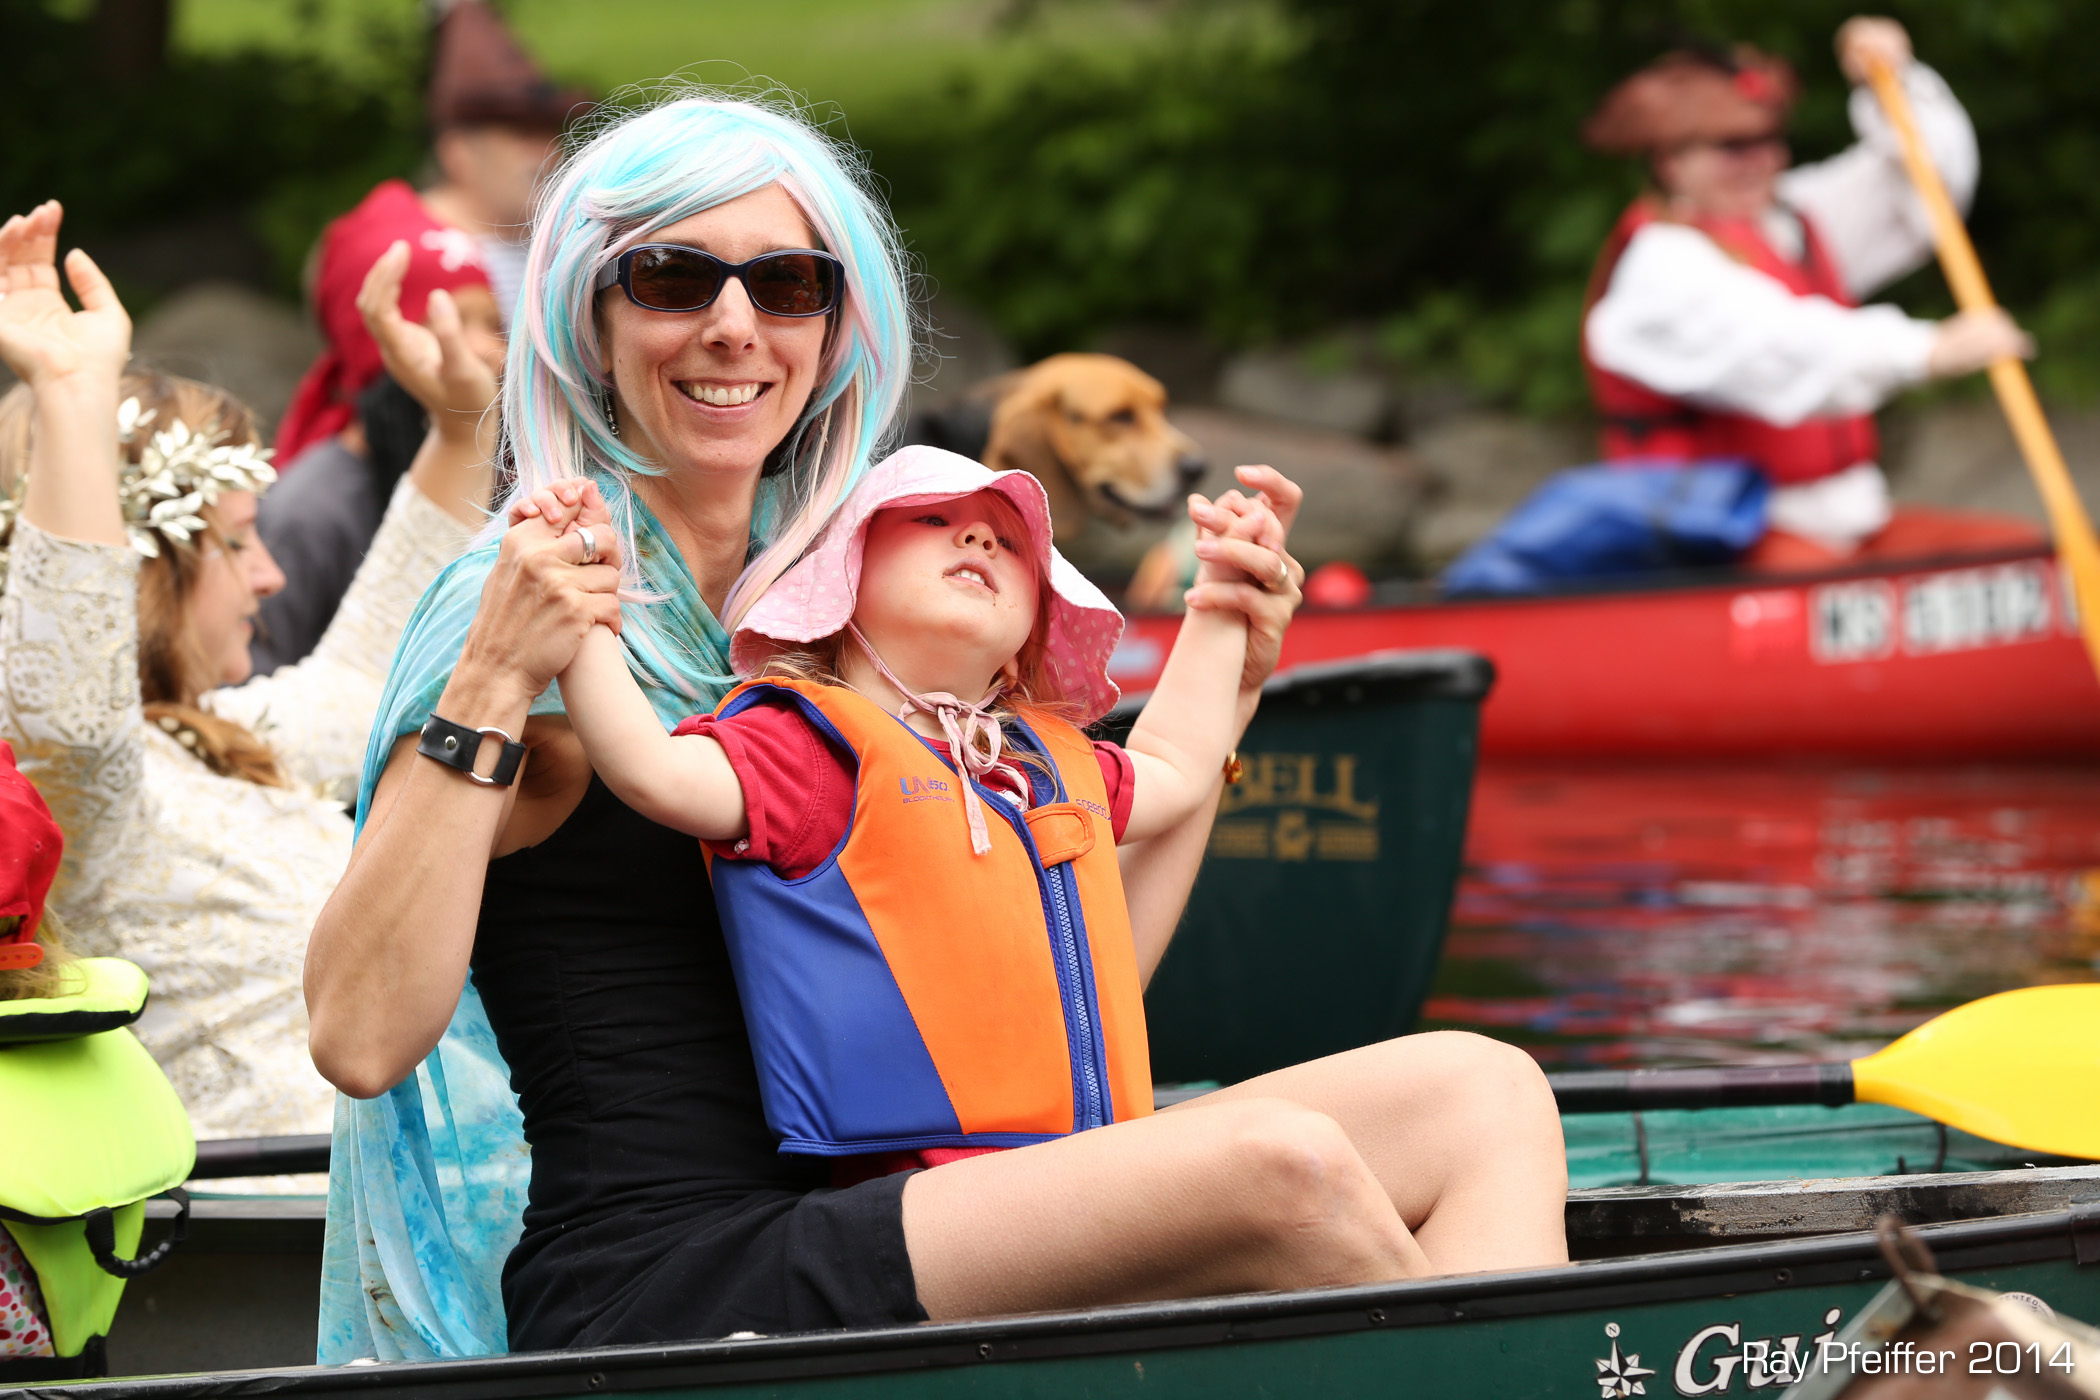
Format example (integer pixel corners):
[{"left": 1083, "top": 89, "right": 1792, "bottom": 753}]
[{"left": 0, "top": 958, "right": 195, "bottom": 1368}]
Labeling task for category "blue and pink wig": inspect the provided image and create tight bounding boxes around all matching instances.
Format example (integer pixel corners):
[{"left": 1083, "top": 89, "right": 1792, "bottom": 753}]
[{"left": 499, "top": 88, "right": 916, "bottom": 648}]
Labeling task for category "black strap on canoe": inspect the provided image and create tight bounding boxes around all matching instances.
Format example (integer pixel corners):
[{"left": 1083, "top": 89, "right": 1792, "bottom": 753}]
[
  {"left": 83, "top": 1186, "right": 188, "bottom": 1278},
  {"left": 189, "top": 1132, "right": 331, "bottom": 1179}
]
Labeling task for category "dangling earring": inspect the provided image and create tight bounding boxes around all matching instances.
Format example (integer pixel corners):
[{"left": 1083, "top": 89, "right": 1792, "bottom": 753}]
[{"left": 603, "top": 391, "right": 620, "bottom": 438}]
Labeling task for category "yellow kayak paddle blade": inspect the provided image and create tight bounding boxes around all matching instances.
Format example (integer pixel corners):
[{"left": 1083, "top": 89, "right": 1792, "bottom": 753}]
[{"left": 1851, "top": 983, "right": 2100, "bottom": 1160}]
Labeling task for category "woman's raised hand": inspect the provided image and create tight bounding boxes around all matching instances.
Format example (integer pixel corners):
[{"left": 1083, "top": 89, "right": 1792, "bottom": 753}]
[
  {"left": 1183, "top": 464, "right": 1306, "bottom": 695},
  {"left": 356, "top": 239, "right": 498, "bottom": 433},
  {"left": 0, "top": 202, "right": 130, "bottom": 391}
]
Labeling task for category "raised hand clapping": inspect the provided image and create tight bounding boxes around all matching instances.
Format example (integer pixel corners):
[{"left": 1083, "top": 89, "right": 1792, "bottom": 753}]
[
  {"left": 355, "top": 238, "right": 502, "bottom": 436},
  {"left": 0, "top": 201, "right": 129, "bottom": 391}
]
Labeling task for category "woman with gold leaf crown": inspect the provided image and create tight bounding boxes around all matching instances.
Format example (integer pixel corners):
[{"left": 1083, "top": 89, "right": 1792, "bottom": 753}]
[{"left": 0, "top": 199, "right": 495, "bottom": 1152}]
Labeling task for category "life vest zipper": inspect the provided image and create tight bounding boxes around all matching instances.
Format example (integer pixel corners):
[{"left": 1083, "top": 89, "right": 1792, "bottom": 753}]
[
  {"left": 1042, "top": 853, "right": 1107, "bottom": 1130},
  {"left": 976, "top": 741, "right": 1111, "bottom": 1136}
]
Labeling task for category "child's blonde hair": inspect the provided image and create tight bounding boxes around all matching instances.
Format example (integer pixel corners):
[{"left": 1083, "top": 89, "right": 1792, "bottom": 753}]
[{"left": 0, "top": 908, "right": 78, "bottom": 1002}]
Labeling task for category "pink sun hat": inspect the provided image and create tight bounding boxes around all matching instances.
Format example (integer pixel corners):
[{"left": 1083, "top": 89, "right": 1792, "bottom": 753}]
[{"left": 732, "top": 446, "right": 1127, "bottom": 724}]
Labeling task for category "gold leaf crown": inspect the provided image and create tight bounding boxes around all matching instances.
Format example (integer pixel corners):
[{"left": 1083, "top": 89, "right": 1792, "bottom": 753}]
[{"left": 0, "top": 397, "right": 277, "bottom": 576}]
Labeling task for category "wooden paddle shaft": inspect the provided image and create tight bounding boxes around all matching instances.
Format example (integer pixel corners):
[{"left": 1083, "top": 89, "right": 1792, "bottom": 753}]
[
  {"left": 1549, "top": 1064, "right": 1856, "bottom": 1113},
  {"left": 1865, "top": 58, "right": 2100, "bottom": 678}
]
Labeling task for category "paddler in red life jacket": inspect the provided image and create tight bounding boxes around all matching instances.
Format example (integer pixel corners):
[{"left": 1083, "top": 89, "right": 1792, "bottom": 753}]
[{"left": 1581, "top": 17, "right": 2041, "bottom": 572}]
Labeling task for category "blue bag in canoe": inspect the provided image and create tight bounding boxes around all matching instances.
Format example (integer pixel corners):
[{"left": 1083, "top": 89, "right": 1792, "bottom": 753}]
[{"left": 1441, "top": 460, "right": 1769, "bottom": 596}]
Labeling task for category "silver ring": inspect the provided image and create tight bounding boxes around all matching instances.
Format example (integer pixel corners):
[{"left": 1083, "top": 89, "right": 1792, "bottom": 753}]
[{"left": 575, "top": 525, "right": 600, "bottom": 567}]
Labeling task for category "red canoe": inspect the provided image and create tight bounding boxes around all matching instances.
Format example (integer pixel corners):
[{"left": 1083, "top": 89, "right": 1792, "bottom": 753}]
[{"left": 1111, "top": 544, "right": 2100, "bottom": 760}]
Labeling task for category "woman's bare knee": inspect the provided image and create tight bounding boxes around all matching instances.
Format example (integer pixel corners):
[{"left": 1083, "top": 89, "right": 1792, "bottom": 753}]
[
  {"left": 1426, "top": 1033, "right": 1560, "bottom": 1140},
  {"left": 1377, "top": 1034, "right": 1569, "bottom": 1272},
  {"left": 1199, "top": 1099, "right": 1425, "bottom": 1286}
]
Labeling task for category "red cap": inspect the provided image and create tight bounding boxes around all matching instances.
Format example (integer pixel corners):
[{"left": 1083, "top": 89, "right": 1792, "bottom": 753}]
[
  {"left": 0, "top": 741, "right": 62, "bottom": 970},
  {"left": 274, "top": 180, "right": 493, "bottom": 465},
  {"left": 1304, "top": 561, "right": 1373, "bottom": 610},
  {"left": 428, "top": 0, "right": 594, "bottom": 133}
]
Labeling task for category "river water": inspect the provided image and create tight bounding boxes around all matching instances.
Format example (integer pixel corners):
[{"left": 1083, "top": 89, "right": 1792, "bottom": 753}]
[{"left": 1426, "top": 762, "right": 2100, "bottom": 1069}]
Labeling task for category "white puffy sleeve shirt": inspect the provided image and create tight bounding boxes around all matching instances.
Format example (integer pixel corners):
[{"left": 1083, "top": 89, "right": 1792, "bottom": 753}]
[{"left": 1584, "top": 63, "right": 1976, "bottom": 427}]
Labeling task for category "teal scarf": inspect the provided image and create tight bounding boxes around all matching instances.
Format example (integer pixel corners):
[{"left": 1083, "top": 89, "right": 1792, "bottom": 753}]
[{"left": 320, "top": 485, "right": 757, "bottom": 1363}]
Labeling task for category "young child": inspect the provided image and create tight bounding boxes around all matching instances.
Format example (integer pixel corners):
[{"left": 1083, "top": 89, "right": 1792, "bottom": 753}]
[
  {"left": 0, "top": 739, "right": 65, "bottom": 1359},
  {"left": 0, "top": 740, "right": 196, "bottom": 1368},
  {"left": 535, "top": 446, "right": 1261, "bottom": 1170}
]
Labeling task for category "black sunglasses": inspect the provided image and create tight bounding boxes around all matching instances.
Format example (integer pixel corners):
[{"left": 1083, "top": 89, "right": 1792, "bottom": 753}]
[
  {"left": 1710, "top": 131, "right": 1788, "bottom": 156},
  {"left": 594, "top": 244, "right": 843, "bottom": 317}
]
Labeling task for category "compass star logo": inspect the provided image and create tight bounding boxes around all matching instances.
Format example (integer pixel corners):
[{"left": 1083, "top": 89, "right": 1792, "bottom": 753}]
[{"left": 1595, "top": 1322, "right": 1656, "bottom": 1398}]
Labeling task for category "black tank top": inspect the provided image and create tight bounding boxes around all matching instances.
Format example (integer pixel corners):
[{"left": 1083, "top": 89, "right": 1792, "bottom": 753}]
[{"left": 470, "top": 775, "right": 828, "bottom": 1346}]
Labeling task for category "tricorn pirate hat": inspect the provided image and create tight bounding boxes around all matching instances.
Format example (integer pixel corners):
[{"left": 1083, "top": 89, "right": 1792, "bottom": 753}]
[
  {"left": 1584, "top": 45, "right": 1798, "bottom": 156},
  {"left": 427, "top": 0, "right": 595, "bottom": 133}
]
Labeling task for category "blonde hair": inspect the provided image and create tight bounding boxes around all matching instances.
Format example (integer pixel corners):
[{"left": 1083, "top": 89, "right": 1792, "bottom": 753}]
[
  {"left": 0, "top": 374, "right": 285, "bottom": 787},
  {"left": 0, "top": 908, "right": 78, "bottom": 1002}
]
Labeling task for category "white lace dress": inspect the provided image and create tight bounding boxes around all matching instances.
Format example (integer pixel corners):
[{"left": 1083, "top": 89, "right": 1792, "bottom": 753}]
[{"left": 0, "top": 479, "right": 474, "bottom": 1145}]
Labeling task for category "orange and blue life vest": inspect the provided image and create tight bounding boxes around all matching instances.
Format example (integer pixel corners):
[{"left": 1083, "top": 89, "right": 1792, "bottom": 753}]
[{"left": 705, "top": 678, "right": 1154, "bottom": 1157}]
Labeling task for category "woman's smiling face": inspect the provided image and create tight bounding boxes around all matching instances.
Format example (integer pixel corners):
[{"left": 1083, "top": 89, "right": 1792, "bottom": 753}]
[{"left": 596, "top": 183, "right": 832, "bottom": 484}]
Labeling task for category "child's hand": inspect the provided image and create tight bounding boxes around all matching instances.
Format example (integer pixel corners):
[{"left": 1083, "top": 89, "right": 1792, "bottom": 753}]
[
  {"left": 1182, "top": 467, "right": 1305, "bottom": 694},
  {"left": 509, "top": 477, "right": 612, "bottom": 537},
  {"left": 1185, "top": 489, "right": 1267, "bottom": 589},
  {"left": 506, "top": 477, "right": 623, "bottom": 583}
]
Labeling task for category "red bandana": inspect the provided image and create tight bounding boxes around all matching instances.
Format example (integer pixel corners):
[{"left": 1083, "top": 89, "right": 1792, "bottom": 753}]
[
  {"left": 273, "top": 179, "right": 493, "bottom": 466},
  {"left": 0, "top": 742, "right": 62, "bottom": 969}
]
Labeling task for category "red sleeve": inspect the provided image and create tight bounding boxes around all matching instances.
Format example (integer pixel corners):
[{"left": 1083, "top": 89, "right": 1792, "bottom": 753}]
[
  {"left": 671, "top": 699, "right": 855, "bottom": 879},
  {"left": 1093, "top": 740, "right": 1135, "bottom": 843}
]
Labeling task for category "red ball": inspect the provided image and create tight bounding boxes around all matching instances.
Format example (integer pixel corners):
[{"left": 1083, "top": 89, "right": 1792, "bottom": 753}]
[{"left": 1303, "top": 561, "right": 1373, "bottom": 609}]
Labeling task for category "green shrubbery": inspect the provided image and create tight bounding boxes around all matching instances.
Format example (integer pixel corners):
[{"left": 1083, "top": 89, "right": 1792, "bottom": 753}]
[
  {"left": 870, "top": 0, "right": 2100, "bottom": 410},
  {"left": 0, "top": 0, "right": 422, "bottom": 300},
  {"left": 859, "top": 17, "right": 1308, "bottom": 355},
  {"left": 11, "top": 0, "right": 2100, "bottom": 411}
]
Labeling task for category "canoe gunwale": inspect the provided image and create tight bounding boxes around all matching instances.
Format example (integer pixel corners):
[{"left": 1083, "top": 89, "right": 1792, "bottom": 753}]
[
  {"left": 1105, "top": 646, "right": 1497, "bottom": 722},
  {"left": 35, "top": 1204, "right": 2100, "bottom": 1400},
  {"left": 1115, "top": 544, "right": 2059, "bottom": 619},
  {"left": 151, "top": 1162, "right": 2100, "bottom": 1254},
  {"left": 1383, "top": 543, "right": 2058, "bottom": 614},
  {"left": 1567, "top": 1161, "right": 2100, "bottom": 1243}
]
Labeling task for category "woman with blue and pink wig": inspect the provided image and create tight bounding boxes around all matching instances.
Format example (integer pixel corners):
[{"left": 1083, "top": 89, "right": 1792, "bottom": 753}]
[{"left": 305, "top": 90, "right": 1567, "bottom": 1362}]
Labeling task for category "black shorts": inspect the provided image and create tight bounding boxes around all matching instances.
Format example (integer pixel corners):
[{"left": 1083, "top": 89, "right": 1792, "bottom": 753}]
[{"left": 504, "top": 1170, "right": 926, "bottom": 1350}]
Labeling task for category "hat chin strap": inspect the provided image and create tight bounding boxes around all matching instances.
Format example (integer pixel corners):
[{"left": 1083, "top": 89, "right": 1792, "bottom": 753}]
[{"left": 847, "top": 623, "right": 1027, "bottom": 856}]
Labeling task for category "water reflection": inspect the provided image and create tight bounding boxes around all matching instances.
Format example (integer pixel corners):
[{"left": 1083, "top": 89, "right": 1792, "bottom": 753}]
[{"left": 1427, "top": 763, "right": 2100, "bottom": 1069}]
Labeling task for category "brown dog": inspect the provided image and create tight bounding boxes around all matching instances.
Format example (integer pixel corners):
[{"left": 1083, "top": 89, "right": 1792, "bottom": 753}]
[{"left": 911, "top": 353, "right": 1207, "bottom": 540}]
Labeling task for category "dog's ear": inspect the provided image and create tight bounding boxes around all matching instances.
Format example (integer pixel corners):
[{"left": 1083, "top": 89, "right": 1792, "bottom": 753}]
[
  {"left": 965, "top": 369, "right": 1026, "bottom": 406},
  {"left": 986, "top": 380, "right": 1089, "bottom": 540}
]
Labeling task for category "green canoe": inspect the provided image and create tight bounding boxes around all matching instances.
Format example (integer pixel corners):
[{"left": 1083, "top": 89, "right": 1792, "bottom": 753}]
[
  {"left": 1105, "top": 649, "right": 1492, "bottom": 1084},
  {"left": 33, "top": 1167, "right": 2100, "bottom": 1399},
  {"left": 19, "top": 1104, "right": 2088, "bottom": 1395}
]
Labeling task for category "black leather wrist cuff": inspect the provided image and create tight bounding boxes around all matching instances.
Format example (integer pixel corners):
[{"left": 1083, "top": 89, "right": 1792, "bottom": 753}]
[{"left": 417, "top": 715, "right": 526, "bottom": 787}]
